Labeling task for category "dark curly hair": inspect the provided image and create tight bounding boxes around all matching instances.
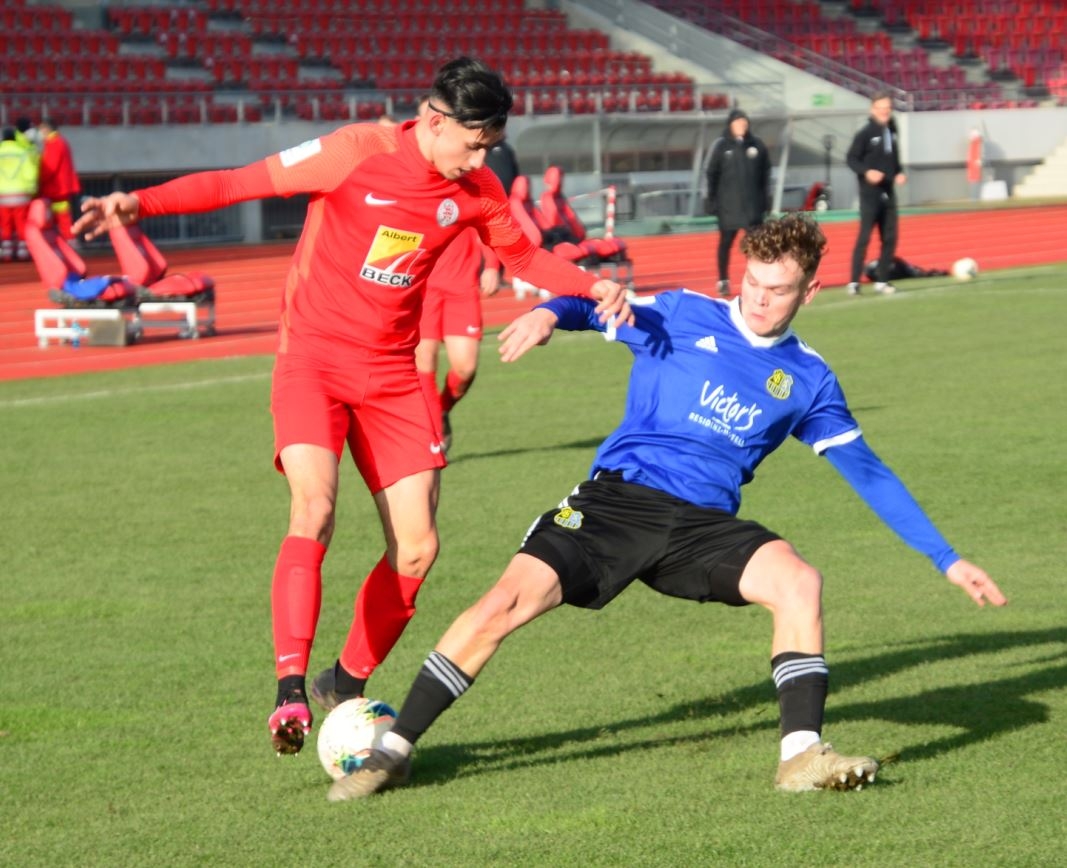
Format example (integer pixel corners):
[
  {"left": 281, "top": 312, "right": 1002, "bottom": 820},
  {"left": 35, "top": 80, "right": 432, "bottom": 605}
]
[
  {"left": 739, "top": 213, "right": 826, "bottom": 280},
  {"left": 429, "top": 57, "right": 513, "bottom": 135}
]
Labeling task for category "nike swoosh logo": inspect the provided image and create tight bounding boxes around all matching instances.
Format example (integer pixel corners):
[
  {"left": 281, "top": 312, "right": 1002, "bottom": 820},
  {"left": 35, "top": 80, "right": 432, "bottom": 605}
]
[
  {"left": 365, "top": 193, "right": 398, "bottom": 206},
  {"left": 278, "top": 653, "right": 300, "bottom": 662}
]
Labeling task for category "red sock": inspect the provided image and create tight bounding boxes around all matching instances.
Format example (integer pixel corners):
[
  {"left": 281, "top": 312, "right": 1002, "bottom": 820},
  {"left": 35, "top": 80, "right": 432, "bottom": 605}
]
[
  {"left": 270, "top": 535, "right": 326, "bottom": 679},
  {"left": 418, "top": 370, "right": 443, "bottom": 438},
  {"left": 440, "top": 369, "right": 467, "bottom": 414},
  {"left": 339, "top": 556, "right": 424, "bottom": 679}
]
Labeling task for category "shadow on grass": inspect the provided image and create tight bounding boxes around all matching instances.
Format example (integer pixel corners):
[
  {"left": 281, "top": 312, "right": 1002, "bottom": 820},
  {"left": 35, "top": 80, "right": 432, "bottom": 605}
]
[{"left": 406, "top": 626, "right": 1066, "bottom": 787}]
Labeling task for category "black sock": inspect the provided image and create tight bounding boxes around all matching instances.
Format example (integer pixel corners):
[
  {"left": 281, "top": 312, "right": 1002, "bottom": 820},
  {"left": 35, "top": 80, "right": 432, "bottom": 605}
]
[
  {"left": 392, "top": 651, "right": 474, "bottom": 745},
  {"left": 772, "top": 652, "right": 829, "bottom": 736},
  {"left": 333, "top": 660, "right": 367, "bottom": 698},
  {"left": 276, "top": 674, "right": 306, "bottom": 706}
]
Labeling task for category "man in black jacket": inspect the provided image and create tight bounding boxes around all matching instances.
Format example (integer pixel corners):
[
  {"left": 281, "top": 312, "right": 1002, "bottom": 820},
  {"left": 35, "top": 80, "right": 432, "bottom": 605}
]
[
  {"left": 705, "top": 108, "right": 770, "bottom": 296},
  {"left": 846, "top": 92, "right": 906, "bottom": 296},
  {"left": 485, "top": 135, "right": 521, "bottom": 196}
]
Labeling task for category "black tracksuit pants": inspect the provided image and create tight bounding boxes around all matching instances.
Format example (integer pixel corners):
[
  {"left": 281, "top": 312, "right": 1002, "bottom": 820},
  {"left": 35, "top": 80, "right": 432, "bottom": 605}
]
[{"left": 850, "top": 186, "right": 898, "bottom": 283}]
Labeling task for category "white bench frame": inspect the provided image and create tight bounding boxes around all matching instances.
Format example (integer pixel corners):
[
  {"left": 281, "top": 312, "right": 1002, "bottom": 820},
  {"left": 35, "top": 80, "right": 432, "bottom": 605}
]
[{"left": 35, "top": 300, "right": 216, "bottom": 348}]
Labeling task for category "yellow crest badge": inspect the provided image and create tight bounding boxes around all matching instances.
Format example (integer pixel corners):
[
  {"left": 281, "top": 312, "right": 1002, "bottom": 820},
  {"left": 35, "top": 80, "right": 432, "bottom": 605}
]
[
  {"left": 766, "top": 369, "right": 793, "bottom": 400},
  {"left": 553, "top": 507, "right": 584, "bottom": 530}
]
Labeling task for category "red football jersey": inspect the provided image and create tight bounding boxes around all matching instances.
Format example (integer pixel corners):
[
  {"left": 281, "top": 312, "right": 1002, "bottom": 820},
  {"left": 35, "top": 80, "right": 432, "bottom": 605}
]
[{"left": 135, "top": 121, "right": 596, "bottom": 362}]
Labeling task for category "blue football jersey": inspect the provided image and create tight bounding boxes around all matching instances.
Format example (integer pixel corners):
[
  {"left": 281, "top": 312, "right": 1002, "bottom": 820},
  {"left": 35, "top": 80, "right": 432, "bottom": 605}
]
[{"left": 546, "top": 290, "right": 861, "bottom": 513}]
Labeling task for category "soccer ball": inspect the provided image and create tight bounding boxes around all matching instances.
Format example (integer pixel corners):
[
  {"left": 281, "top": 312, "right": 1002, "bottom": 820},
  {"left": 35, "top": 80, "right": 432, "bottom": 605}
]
[
  {"left": 951, "top": 257, "right": 979, "bottom": 280},
  {"left": 316, "top": 697, "right": 397, "bottom": 781}
]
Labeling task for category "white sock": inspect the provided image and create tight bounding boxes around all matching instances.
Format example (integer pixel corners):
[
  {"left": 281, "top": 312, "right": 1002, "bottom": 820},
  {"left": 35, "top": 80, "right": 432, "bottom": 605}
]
[
  {"left": 780, "top": 730, "right": 821, "bottom": 761},
  {"left": 380, "top": 730, "right": 414, "bottom": 760}
]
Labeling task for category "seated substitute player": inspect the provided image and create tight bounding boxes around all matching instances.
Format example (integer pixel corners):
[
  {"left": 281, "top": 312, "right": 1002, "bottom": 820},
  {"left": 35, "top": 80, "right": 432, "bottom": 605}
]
[
  {"left": 326, "top": 213, "right": 1007, "bottom": 801},
  {"left": 73, "top": 57, "right": 630, "bottom": 757}
]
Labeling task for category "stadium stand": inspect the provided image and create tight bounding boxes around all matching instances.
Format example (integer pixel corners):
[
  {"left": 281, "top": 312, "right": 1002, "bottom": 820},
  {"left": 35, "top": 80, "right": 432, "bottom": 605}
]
[
  {"left": 4, "top": 0, "right": 1061, "bottom": 128},
  {"left": 646, "top": 0, "right": 1060, "bottom": 109},
  {"left": 1, "top": 0, "right": 720, "bottom": 127}
]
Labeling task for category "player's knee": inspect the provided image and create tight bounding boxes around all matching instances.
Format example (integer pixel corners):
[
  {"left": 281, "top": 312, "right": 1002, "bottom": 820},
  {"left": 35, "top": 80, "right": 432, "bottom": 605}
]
[
  {"left": 288, "top": 493, "right": 336, "bottom": 544},
  {"left": 393, "top": 532, "right": 439, "bottom": 579},
  {"left": 453, "top": 366, "right": 476, "bottom": 389},
  {"left": 776, "top": 561, "right": 823, "bottom": 614}
]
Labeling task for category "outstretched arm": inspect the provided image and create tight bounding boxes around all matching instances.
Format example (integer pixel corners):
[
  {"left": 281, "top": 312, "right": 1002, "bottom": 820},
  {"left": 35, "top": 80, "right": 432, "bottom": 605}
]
[
  {"left": 497, "top": 295, "right": 609, "bottom": 362},
  {"left": 72, "top": 190, "right": 141, "bottom": 239},
  {"left": 944, "top": 559, "right": 1006, "bottom": 608},
  {"left": 73, "top": 161, "right": 278, "bottom": 240},
  {"left": 497, "top": 308, "right": 561, "bottom": 362},
  {"left": 824, "top": 437, "right": 1007, "bottom": 607}
]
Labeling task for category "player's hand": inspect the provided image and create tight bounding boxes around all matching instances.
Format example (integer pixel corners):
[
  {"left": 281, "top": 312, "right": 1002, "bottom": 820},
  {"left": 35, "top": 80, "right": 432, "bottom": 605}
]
[
  {"left": 589, "top": 279, "right": 633, "bottom": 327},
  {"left": 865, "top": 169, "right": 885, "bottom": 185},
  {"left": 497, "top": 308, "right": 558, "bottom": 363},
  {"left": 895, "top": 172, "right": 907, "bottom": 186},
  {"left": 480, "top": 267, "right": 501, "bottom": 298},
  {"left": 72, "top": 192, "right": 141, "bottom": 240},
  {"left": 945, "top": 559, "right": 1007, "bottom": 607}
]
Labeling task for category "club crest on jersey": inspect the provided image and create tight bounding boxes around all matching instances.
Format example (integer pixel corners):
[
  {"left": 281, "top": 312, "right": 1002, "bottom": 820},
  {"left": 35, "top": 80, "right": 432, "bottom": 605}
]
[
  {"left": 361, "top": 225, "right": 426, "bottom": 287},
  {"left": 553, "top": 507, "right": 583, "bottom": 530},
  {"left": 765, "top": 369, "right": 793, "bottom": 400},
  {"left": 436, "top": 198, "right": 459, "bottom": 227}
]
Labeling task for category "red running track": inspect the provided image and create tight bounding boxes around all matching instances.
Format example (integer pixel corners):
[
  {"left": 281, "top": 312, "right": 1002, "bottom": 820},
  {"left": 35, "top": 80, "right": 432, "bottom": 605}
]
[{"left": 1, "top": 204, "right": 1064, "bottom": 383}]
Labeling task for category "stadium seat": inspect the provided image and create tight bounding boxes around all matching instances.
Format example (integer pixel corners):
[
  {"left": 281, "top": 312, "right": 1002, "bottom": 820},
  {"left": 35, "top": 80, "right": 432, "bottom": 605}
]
[
  {"left": 539, "top": 166, "right": 633, "bottom": 283},
  {"left": 108, "top": 222, "right": 216, "bottom": 305},
  {"left": 508, "top": 175, "right": 597, "bottom": 269},
  {"left": 24, "top": 199, "right": 137, "bottom": 308}
]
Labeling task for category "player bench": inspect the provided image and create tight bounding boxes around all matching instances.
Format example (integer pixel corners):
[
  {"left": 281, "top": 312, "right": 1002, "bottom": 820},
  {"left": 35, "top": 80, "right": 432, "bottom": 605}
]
[{"left": 35, "top": 300, "right": 216, "bottom": 347}]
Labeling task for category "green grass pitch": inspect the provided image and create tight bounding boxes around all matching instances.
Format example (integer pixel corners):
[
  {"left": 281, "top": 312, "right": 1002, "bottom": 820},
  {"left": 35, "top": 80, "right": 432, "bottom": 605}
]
[{"left": 2, "top": 266, "right": 1065, "bottom": 866}]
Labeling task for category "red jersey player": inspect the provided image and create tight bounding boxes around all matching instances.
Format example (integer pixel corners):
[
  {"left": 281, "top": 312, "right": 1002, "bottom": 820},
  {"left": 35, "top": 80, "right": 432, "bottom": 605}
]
[
  {"left": 416, "top": 227, "right": 499, "bottom": 452},
  {"left": 413, "top": 96, "right": 501, "bottom": 452},
  {"left": 74, "top": 57, "right": 631, "bottom": 756}
]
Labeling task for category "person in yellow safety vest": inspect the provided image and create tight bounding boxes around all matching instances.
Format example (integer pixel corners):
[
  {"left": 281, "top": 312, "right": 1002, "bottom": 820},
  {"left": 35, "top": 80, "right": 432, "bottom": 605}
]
[{"left": 0, "top": 127, "right": 40, "bottom": 262}]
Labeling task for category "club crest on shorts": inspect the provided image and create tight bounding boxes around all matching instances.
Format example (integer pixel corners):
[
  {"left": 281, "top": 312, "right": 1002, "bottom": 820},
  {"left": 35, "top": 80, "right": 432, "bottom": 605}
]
[
  {"left": 553, "top": 506, "right": 583, "bottom": 530},
  {"left": 765, "top": 368, "right": 793, "bottom": 400},
  {"left": 436, "top": 198, "right": 459, "bottom": 227}
]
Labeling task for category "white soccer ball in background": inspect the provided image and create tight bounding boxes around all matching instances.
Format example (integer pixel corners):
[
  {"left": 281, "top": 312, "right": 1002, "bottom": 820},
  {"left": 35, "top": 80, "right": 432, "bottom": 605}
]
[
  {"left": 316, "top": 697, "right": 397, "bottom": 781},
  {"left": 951, "top": 257, "right": 979, "bottom": 280}
]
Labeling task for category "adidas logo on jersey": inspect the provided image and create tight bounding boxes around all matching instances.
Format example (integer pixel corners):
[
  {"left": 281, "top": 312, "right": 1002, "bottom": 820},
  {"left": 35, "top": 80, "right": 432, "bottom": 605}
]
[{"left": 695, "top": 335, "right": 719, "bottom": 353}]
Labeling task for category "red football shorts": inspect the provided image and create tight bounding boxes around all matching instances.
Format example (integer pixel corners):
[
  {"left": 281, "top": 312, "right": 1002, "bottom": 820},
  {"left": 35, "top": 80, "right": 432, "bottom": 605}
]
[
  {"left": 420, "top": 232, "right": 484, "bottom": 342},
  {"left": 271, "top": 352, "right": 446, "bottom": 493},
  {"left": 420, "top": 278, "right": 483, "bottom": 342}
]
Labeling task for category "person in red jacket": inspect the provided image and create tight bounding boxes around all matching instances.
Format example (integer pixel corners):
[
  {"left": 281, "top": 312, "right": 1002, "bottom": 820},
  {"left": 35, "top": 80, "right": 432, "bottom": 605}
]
[
  {"left": 74, "top": 57, "right": 631, "bottom": 757},
  {"left": 37, "top": 119, "right": 81, "bottom": 240}
]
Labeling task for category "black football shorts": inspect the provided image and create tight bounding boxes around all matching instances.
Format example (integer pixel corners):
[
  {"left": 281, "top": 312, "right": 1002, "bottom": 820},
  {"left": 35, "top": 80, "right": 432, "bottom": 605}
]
[{"left": 519, "top": 471, "right": 780, "bottom": 610}]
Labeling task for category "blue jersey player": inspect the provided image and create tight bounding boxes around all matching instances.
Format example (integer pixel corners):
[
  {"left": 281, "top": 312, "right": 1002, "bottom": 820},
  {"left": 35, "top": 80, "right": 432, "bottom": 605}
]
[{"left": 328, "top": 214, "right": 1007, "bottom": 800}]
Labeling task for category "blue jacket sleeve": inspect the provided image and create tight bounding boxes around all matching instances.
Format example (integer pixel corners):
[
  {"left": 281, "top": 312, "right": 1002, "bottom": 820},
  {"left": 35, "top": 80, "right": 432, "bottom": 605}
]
[
  {"left": 536, "top": 295, "right": 605, "bottom": 333},
  {"left": 823, "top": 437, "right": 960, "bottom": 573}
]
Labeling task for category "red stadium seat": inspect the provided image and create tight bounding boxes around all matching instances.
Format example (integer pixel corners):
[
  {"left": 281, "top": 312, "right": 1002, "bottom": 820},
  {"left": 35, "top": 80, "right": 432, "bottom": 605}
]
[
  {"left": 25, "top": 199, "right": 137, "bottom": 306},
  {"left": 540, "top": 165, "right": 630, "bottom": 266}
]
